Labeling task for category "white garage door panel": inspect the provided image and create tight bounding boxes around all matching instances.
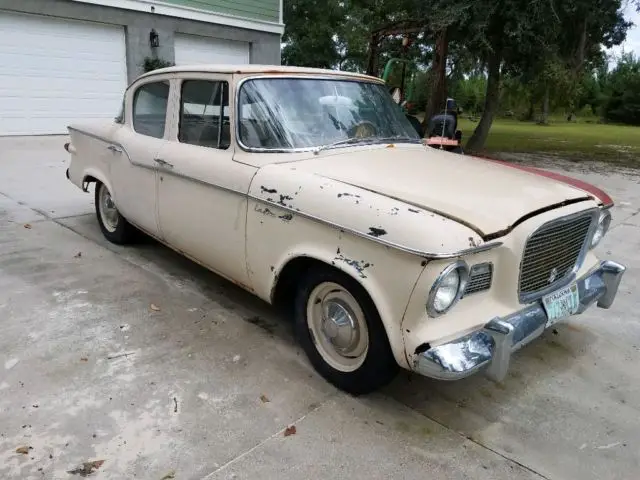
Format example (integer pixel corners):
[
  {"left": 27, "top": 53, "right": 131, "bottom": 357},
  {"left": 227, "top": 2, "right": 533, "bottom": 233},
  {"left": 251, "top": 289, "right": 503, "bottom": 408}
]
[
  {"left": 0, "top": 12, "right": 127, "bottom": 136},
  {"left": 175, "top": 34, "right": 250, "bottom": 66}
]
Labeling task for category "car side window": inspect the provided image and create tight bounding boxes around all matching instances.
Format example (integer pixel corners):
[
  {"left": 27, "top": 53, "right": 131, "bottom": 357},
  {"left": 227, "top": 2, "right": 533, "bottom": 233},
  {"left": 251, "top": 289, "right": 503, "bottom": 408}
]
[
  {"left": 132, "top": 81, "right": 170, "bottom": 139},
  {"left": 179, "top": 80, "right": 230, "bottom": 150}
]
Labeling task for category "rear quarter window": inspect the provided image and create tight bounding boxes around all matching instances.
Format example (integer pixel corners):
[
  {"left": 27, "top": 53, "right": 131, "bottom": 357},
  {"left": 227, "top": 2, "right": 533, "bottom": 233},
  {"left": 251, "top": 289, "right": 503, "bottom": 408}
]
[{"left": 132, "top": 81, "right": 170, "bottom": 139}]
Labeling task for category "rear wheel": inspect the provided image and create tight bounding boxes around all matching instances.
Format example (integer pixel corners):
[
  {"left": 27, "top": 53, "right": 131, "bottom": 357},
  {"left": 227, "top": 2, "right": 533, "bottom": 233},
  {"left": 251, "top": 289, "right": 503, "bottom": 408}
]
[
  {"left": 95, "top": 182, "right": 135, "bottom": 244},
  {"left": 294, "top": 266, "right": 398, "bottom": 395}
]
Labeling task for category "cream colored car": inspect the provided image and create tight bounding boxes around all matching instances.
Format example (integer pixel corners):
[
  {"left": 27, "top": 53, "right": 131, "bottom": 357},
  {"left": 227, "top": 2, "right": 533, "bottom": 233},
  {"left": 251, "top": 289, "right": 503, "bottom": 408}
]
[{"left": 64, "top": 65, "right": 625, "bottom": 394}]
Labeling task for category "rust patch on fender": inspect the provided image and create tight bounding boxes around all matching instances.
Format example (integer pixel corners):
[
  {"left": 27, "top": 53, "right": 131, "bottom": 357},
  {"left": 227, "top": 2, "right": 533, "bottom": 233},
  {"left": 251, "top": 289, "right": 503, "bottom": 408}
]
[
  {"left": 277, "top": 194, "right": 293, "bottom": 206},
  {"left": 255, "top": 205, "right": 276, "bottom": 217},
  {"left": 368, "top": 227, "right": 387, "bottom": 237},
  {"left": 260, "top": 186, "right": 277, "bottom": 194},
  {"left": 334, "top": 253, "right": 372, "bottom": 278}
]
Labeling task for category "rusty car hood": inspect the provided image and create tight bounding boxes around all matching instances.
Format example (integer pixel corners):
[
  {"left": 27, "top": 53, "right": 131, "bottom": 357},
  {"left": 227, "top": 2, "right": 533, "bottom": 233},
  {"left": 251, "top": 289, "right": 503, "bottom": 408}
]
[{"left": 290, "top": 144, "right": 592, "bottom": 238}]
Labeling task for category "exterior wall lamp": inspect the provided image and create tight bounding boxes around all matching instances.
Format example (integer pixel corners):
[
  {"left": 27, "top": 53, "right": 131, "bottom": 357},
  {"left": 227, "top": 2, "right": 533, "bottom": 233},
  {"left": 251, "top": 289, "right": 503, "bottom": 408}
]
[{"left": 149, "top": 29, "right": 160, "bottom": 48}]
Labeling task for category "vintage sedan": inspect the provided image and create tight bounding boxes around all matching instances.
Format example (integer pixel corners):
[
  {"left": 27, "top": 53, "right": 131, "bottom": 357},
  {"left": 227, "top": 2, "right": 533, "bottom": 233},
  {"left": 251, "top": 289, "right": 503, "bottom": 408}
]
[{"left": 64, "top": 65, "right": 625, "bottom": 395}]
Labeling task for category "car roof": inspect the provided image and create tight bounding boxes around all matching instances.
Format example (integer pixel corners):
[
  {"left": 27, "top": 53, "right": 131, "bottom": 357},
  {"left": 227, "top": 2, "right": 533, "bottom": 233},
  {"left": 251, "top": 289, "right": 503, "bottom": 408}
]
[{"left": 137, "top": 64, "right": 383, "bottom": 83}]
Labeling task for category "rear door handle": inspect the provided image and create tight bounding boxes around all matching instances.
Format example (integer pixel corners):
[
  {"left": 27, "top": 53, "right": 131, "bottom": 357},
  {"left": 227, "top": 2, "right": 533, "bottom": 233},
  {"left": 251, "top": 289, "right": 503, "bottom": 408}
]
[
  {"left": 107, "top": 145, "right": 122, "bottom": 154},
  {"left": 154, "top": 158, "right": 173, "bottom": 168}
]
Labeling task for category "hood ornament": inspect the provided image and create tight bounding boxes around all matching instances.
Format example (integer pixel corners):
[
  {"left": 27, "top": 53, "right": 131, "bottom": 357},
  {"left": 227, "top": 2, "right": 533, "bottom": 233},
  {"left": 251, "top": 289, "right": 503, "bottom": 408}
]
[{"left": 548, "top": 267, "right": 559, "bottom": 284}]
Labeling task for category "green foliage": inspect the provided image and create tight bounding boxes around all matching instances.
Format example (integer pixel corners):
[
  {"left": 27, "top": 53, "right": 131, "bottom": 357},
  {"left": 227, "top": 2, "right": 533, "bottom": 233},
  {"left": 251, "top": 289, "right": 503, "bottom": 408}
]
[
  {"left": 143, "top": 57, "right": 173, "bottom": 72},
  {"left": 603, "top": 53, "right": 640, "bottom": 125},
  {"left": 280, "top": 0, "right": 637, "bottom": 146},
  {"left": 281, "top": 0, "right": 344, "bottom": 68},
  {"left": 448, "top": 74, "right": 486, "bottom": 115}
]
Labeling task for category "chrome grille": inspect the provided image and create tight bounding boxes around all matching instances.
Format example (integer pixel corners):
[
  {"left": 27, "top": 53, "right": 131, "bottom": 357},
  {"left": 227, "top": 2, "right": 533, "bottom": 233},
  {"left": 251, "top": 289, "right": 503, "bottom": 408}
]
[
  {"left": 463, "top": 263, "right": 493, "bottom": 296},
  {"left": 519, "top": 211, "right": 594, "bottom": 299}
]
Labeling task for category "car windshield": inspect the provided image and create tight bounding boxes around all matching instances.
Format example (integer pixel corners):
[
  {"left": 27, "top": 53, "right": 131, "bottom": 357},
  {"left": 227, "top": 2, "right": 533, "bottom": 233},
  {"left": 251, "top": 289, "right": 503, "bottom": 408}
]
[{"left": 237, "top": 77, "right": 421, "bottom": 151}]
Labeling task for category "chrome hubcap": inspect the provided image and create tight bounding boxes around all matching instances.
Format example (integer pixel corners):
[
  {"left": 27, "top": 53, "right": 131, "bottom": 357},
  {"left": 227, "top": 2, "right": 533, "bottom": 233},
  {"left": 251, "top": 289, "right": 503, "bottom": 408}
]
[
  {"left": 98, "top": 184, "right": 119, "bottom": 233},
  {"left": 307, "top": 282, "right": 369, "bottom": 372}
]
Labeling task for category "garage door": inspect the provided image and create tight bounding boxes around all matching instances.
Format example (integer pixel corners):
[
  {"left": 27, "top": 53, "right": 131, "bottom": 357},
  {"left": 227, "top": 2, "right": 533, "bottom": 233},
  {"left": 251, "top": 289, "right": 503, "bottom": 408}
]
[
  {"left": 0, "top": 12, "right": 127, "bottom": 136},
  {"left": 175, "top": 34, "right": 250, "bottom": 66}
]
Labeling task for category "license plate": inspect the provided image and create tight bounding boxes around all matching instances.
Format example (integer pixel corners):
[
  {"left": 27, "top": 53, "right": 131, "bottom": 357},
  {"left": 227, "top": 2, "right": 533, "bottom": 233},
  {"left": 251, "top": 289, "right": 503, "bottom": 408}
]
[{"left": 542, "top": 283, "right": 580, "bottom": 328}]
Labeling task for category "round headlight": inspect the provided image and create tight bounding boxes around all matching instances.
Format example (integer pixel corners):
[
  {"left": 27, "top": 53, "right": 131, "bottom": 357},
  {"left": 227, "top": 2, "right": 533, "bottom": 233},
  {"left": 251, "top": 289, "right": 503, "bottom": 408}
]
[
  {"left": 591, "top": 209, "right": 612, "bottom": 249},
  {"left": 427, "top": 261, "right": 469, "bottom": 317}
]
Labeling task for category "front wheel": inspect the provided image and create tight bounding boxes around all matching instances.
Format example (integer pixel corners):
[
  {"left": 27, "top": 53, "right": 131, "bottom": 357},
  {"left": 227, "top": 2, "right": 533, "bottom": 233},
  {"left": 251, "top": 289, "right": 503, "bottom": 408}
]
[
  {"left": 294, "top": 266, "right": 398, "bottom": 395},
  {"left": 95, "top": 181, "right": 135, "bottom": 244}
]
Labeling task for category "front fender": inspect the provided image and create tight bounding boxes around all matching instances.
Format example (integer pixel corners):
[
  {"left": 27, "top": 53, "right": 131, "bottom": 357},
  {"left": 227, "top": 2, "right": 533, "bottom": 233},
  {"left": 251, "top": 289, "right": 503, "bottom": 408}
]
[{"left": 246, "top": 196, "right": 427, "bottom": 369}]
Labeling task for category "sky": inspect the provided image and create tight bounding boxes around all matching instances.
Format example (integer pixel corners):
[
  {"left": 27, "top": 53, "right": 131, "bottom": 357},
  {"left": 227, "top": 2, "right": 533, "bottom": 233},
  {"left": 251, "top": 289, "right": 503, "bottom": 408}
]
[{"left": 606, "top": 1, "right": 640, "bottom": 65}]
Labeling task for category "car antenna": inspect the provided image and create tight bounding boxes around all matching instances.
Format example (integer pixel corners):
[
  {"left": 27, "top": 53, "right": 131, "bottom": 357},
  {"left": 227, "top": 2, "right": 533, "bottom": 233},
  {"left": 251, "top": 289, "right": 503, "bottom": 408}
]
[{"left": 441, "top": 98, "right": 448, "bottom": 143}]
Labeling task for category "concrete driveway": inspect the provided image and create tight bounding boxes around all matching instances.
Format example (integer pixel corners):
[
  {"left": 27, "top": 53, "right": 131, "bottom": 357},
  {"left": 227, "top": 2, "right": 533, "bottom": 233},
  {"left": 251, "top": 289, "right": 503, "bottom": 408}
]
[{"left": 1, "top": 137, "right": 638, "bottom": 480}]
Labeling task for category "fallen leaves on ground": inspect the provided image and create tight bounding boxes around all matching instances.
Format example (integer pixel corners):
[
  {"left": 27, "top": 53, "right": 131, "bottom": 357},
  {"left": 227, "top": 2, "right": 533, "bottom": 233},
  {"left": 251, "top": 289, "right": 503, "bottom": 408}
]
[
  {"left": 67, "top": 460, "right": 105, "bottom": 476},
  {"left": 16, "top": 446, "right": 32, "bottom": 455},
  {"left": 284, "top": 425, "right": 296, "bottom": 437},
  {"left": 260, "top": 394, "right": 270, "bottom": 403},
  {"left": 160, "top": 470, "right": 176, "bottom": 480},
  {"left": 150, "top": 304, "right": 161, "bottom": 311},
  {"left": 23, "top": 224, "right": 32, "bottom": 229}
]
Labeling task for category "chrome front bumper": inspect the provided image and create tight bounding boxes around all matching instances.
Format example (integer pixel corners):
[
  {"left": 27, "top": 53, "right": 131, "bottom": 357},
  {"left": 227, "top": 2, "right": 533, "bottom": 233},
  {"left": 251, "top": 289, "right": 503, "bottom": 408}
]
[{"left": 414, "top": 260, "right": 626, "bottom": 382}]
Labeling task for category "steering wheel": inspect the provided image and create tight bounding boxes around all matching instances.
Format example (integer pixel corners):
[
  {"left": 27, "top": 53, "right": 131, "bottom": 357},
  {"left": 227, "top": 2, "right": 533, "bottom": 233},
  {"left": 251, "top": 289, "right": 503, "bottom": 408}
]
[{"left": 348, "top": 121, "right": 377, "bottom": 139}]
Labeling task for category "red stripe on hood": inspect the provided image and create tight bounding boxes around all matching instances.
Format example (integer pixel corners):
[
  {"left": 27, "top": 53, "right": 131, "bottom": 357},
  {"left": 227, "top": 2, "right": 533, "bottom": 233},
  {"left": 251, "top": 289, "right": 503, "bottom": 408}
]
[{"left": 477, "top": 156, "right": 614, "bottom": 208}]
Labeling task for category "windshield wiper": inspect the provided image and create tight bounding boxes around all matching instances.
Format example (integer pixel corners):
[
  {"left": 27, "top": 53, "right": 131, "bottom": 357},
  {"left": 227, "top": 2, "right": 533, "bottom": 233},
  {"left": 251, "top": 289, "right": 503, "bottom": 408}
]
[
  {"left": 313, "top": 137, "right": 376, "bottom": 155},
  {"left": 374, "top": 135, "right": 422, "bottom": 144},
  {"left": 312, "top": 135, "right": 421, "bottom": 155}
]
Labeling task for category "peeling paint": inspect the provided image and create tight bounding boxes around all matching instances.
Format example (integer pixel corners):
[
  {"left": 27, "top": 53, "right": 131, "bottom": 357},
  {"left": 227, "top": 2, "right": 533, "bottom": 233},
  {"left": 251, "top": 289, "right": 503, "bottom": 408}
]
[
  {"left": 368, "top": 227, "right": 387, "bottom": 237},
  {"left": 260, "top": 186, "right": 277, "bottom": 194},
  {"left": 279, "top": 213, "right": 293, "bottom": 222},
  {"left": 337, "top": 192, "right": 361, "bottom": 199},
  {"left": 390, "top": 207, "right": 399, "bottom": 216},
  {"left": 468, "top": 237, "right": 479, "bottom": 248},
  {"left": 334, "top": 253, "right": 372, "bottom": 278},
  {"left": 408, "top": 208, "right": 420, "bottom": 214},
  {"left": 255, "top": 205, "right": 276, "bottom": 217},
  {"left": 277, "top": 194, "right": 293, "bottom": 206}
]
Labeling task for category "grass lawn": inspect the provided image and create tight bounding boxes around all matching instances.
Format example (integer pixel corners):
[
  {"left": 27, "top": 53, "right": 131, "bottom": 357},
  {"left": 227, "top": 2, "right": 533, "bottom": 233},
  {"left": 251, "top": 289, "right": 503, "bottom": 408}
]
[{"left": 456, "top": 117, "right": 640, "bottom": 166}]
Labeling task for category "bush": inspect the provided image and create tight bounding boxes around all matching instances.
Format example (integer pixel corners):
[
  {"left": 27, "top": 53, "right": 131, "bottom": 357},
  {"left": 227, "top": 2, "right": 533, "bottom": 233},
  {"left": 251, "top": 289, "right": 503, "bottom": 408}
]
[
  {"left": 603, "top": 54, "right": 640, "bottom": 126},
  {"left": 143, "top": 57, "right": 174, "bottom": 72}
]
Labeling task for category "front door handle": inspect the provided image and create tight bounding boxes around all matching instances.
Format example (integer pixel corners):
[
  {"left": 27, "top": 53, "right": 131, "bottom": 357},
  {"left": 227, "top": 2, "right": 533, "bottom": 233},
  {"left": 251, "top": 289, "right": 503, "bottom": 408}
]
[
  {"left": 154, "top": 158, "right": 173, "bottom": 168},
  {"left": 107, "top": 145, "right": 122, "bottom": 154}
]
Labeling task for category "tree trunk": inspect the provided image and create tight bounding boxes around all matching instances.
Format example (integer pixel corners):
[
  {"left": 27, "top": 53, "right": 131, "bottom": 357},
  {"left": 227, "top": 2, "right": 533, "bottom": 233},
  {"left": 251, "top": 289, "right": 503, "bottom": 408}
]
[
  {"left": 465, "top": 49, "right": 501, "bottom": 152},
  {"left": 574, "top": 19, "right": 588, "bottom": 73},
  {"left": 539, "top": 86, "right": 550, "bottom": 124},
  {"left": 366, "top": 34, "right": 380, "bottom": 76},
  {"left": 422, "top": 28, "right": 448, "bottom": 131},
  {"left": 525, "top": 96, "right": 535, "bottom": 121}
]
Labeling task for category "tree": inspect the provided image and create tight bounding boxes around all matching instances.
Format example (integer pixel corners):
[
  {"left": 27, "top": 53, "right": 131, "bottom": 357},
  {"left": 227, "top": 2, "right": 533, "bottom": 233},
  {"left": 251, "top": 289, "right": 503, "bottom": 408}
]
[
  {"left": 465, "top": 0, "right": 631, "bottom": 152},
  {"left": 603, "top": 53, "right": 640, "bottom": 125},
  {"left": 281, "top": 0, "right": 344, "bottom": 68}
]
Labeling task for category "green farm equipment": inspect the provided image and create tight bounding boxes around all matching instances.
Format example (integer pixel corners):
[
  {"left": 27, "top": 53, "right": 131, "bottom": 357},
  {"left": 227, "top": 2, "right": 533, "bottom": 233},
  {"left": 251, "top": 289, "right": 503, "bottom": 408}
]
[{"left": 381, "top": 58, "right": 424, "bottom": 136}]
